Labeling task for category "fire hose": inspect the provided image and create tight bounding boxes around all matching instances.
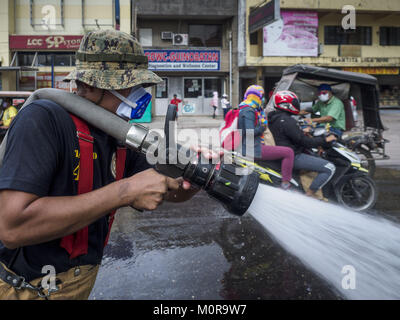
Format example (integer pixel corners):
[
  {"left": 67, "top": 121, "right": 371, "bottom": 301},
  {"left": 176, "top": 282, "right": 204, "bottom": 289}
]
[{"left": 0, "top": 89, "right": 259, "bottom": 216}]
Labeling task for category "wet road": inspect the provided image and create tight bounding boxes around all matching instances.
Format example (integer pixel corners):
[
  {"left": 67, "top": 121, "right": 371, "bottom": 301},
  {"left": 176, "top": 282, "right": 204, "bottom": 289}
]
[{"left": 89, "top": 167, "right": 400, "bottom": 300}]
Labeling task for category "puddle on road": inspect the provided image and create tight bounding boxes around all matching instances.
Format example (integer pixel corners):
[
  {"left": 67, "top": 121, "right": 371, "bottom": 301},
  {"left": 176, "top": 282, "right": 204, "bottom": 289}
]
[
  {"left": 90, "top": 167, "right": 400, "bottom": 300},
  {"left": 91, "top": 242, "right": 229, "bottom": 300}
]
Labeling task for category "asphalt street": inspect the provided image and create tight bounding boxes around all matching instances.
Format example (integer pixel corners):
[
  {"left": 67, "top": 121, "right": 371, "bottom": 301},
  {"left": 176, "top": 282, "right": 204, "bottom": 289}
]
[{"left": 89, "top": 110, "right": 400, "bottom": 300}]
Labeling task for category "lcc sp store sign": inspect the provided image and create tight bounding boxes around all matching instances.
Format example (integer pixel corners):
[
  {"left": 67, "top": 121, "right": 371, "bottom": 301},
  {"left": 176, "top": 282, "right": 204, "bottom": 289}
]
[{"left": 9, "top": 35, "right": 83, "bottom": 50}]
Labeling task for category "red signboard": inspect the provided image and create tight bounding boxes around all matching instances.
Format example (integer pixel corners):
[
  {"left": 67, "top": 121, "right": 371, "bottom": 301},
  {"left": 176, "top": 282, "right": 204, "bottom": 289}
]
[{"left": 9, "top": 35, "right": 83, "bottom": 50}]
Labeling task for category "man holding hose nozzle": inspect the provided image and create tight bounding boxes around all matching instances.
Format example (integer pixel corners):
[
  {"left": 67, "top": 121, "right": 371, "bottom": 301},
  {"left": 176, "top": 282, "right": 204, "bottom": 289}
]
[
  {"left": 0, "top": 30, "right": 215, "bottom": 300},
  {"left": 268, "top": 91, "right": 337, "bottom": 200}
]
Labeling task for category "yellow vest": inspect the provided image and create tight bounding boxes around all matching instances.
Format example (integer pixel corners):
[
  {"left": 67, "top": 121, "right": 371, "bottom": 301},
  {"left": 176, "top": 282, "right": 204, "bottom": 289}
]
[{"left": 1, "top": 106, "right": 18, "bottom": 127}]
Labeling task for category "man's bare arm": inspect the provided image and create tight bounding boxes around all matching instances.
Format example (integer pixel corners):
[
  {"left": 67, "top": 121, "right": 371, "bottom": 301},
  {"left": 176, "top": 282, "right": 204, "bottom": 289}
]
[
  {"left": 0, "top": 169, "right": 179, "bottom": 249},
  {"left": 311, "top": 115, "right": 334, "bottom": 124}
]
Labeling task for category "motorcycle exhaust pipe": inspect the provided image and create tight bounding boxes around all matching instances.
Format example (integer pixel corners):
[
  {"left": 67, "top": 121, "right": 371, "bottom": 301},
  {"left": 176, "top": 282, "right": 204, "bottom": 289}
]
[{"left": 2, "top": 89, "right": 259, "bottom": 216}]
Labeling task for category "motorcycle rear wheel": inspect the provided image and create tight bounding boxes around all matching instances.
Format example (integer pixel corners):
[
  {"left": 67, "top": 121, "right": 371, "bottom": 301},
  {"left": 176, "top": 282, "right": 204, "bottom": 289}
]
[{"left": 335, "top": 175, "right": 377, "bottom": 212}]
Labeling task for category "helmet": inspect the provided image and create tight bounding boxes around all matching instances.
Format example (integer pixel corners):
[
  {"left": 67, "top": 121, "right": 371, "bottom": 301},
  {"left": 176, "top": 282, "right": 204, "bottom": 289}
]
[
  {"left": 64, "top": 29, "right": 162, "bottom": 90},
  {"left": 244, "top": 85, "right": 265, "bottom": 100},
  {"left": 273, "top": 91, "right": 300, "bottom": 115}
]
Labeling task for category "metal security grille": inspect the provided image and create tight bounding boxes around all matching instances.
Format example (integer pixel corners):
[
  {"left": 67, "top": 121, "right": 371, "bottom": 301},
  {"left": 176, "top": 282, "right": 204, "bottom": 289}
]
[{"left": 324, "top": 26, "right": 372, "bottom": 46}]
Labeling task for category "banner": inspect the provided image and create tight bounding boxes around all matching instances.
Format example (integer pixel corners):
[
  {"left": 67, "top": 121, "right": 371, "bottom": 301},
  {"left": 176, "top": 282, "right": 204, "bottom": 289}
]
[
  {"left": 144, "top": 50, "right": 220, "bottom": 71},
  {"left": 263, "top": 11, "right": 318, "bottom": 57},
  {"left": 342, "top": 67, "right": 400, "bottom": 75}
]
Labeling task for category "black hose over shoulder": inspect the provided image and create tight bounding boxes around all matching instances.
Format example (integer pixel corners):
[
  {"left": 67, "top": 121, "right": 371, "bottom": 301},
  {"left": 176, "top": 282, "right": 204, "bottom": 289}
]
[
  {"left": 23, "top": 88, "right": 132, "bottom": 142},
  {"left": 0, "top": 88, "right": 133, "bottom": 167}
]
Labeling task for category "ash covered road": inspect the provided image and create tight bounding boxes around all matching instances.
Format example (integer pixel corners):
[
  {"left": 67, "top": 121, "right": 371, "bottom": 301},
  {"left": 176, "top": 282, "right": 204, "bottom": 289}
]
[{"left": 90, "top": 111, "right": 400, "bottom": 300}]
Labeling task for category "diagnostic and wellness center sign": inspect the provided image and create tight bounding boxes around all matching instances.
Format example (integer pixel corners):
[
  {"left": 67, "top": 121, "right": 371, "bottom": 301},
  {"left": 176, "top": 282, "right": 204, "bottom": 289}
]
[{"left": 144, "top": 50, "right": 220, "bottom": 71}]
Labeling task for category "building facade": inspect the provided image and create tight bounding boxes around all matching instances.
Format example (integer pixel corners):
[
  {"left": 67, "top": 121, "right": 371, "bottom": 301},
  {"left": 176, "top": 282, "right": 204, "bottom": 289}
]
[
  {"left": 0, "top": 0, "right": 131, "bottom": 92},
  {"left": 135, "top": 0, "right": 239, "bottom": 116},
  {"left": 239, "top": 0, "right": 400, "bottom": 107}
]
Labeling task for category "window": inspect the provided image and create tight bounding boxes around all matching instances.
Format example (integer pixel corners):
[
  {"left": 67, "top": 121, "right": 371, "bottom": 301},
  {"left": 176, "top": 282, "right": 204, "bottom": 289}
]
[
  {"left": 324, "top": 26, "right": 372, "bottom": 45},
  {"left": 17, "top": 52, "right": 76, "bottom": 67},
  {"left": 184, "top": 78, "right": 202, "bottom": 98},
  {"left": 156, "top": 78, "right": 168, "bottom": 98},
  {"left": 17, "top": 52, "right": 36, "bottom": 66},
  {"left": 380, "top": 27, "right": 400, "bottom": 46},
  {"left": 250, "top": 31, "right": 258, "bottom": 45},
  {"left": 139, "top": 28, "right": 153, "bottom": 47},
  {"left": 189, "top": 25, "right": 222, "bottom": 47},
  {"left": 204, "top": 78, "right": 222, "bottom": 98},
  {"left": 37, "top": 54, "right": 52, "bottom": 66}
]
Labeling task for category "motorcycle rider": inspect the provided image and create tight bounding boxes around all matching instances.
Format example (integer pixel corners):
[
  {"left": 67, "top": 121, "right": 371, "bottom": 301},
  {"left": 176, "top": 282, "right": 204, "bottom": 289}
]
[
  {"left": 268, "top": 91, "right": 337, "bottom": 199},
  {"left": 300, "top": 84, "right": 346, "bottom": 138},
  {"left": 238, "top": 85, "right": 294, "bottom": 190}
]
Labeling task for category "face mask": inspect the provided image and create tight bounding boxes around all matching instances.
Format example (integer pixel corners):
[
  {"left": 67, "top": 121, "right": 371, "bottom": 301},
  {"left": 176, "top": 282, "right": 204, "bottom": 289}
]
[
  {"left": 111, "top": 86, "right": 152, "bottom": 120},
  {"left": 318, "top": 93, "right": 330, "bottom": 102}
]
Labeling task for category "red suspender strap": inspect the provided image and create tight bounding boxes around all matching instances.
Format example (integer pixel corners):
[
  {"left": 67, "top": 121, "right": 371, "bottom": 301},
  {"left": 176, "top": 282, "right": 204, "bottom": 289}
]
[
  {"left": 104, "top": 147, "right": 126, "bottom": 247},
  {"left": 60, "top": 114, "right": 94, "bottom": 259},
  {"left": 60, "top": 114, "right": 127, "bottom": 258}
]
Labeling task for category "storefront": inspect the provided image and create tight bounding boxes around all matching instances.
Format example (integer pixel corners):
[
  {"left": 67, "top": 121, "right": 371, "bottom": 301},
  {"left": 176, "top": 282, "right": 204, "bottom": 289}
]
[
  {"left": 342, "top": 67, "right": 400, "bottom": 107},
  {"left": 8, "top": 35, "right": 81, "bottom": 91},
  {"left": 145, "top": 49, "right": 228, "bottom": 116}
]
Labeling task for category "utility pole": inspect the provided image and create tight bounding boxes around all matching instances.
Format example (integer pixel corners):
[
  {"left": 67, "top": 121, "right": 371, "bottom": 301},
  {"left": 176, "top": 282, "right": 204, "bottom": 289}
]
[{"left": 229, "top": 31, "right": 233, "bottom": 106}]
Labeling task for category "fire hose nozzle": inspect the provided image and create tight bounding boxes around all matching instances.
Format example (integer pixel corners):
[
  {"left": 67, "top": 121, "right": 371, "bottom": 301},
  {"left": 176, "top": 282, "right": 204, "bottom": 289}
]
[{"left": 126, "top": 103, "right": 260, "bottom": 217}]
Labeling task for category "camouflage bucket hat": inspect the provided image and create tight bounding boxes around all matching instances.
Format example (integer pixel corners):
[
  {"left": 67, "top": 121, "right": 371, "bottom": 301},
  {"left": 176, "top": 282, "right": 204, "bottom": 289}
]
[{"left": 64, "top": 29, "right": 162, "bottom": 90}]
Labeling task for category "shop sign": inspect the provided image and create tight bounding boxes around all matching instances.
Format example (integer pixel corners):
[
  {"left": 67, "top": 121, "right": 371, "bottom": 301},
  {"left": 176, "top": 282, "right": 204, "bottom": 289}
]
[
  {"left": 342, "top": 67, "right": 399, "bottom": 75},
  {"left": 144, "top": 50, "right": 220, "bottom": 71},
  {"left": 9, "top": 35, "right": 83, "bottom": 50},
  {"left": 249, "top": 0, "right": 280, "bottom": 34},
  {"left": 331, "top": 57, "right": 391, "bottom": 63},
  {"left": 12, "top": 99, "right": 26, "bottom": 106}
]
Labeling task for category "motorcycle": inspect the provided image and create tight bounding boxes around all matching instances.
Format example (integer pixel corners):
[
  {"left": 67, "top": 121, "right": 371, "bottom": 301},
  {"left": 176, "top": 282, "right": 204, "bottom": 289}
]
[
  {"left": 230, "top": 124, "right": 377, "bottom": 212},
  {"left": 342, "top": 129, "right": 390, "bottom": 178},
  {"left": 268, "top": 64, "right": 389, "bottom": 180},
  {"left": 163, "top": 104, "right": 377, "bottom": 212}
]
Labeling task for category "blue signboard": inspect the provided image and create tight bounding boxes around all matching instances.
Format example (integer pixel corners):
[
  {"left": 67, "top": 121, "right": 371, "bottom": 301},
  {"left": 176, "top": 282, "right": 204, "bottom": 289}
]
[{"left": 144, "top": 49, "right": 220, "bottom": 71}]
